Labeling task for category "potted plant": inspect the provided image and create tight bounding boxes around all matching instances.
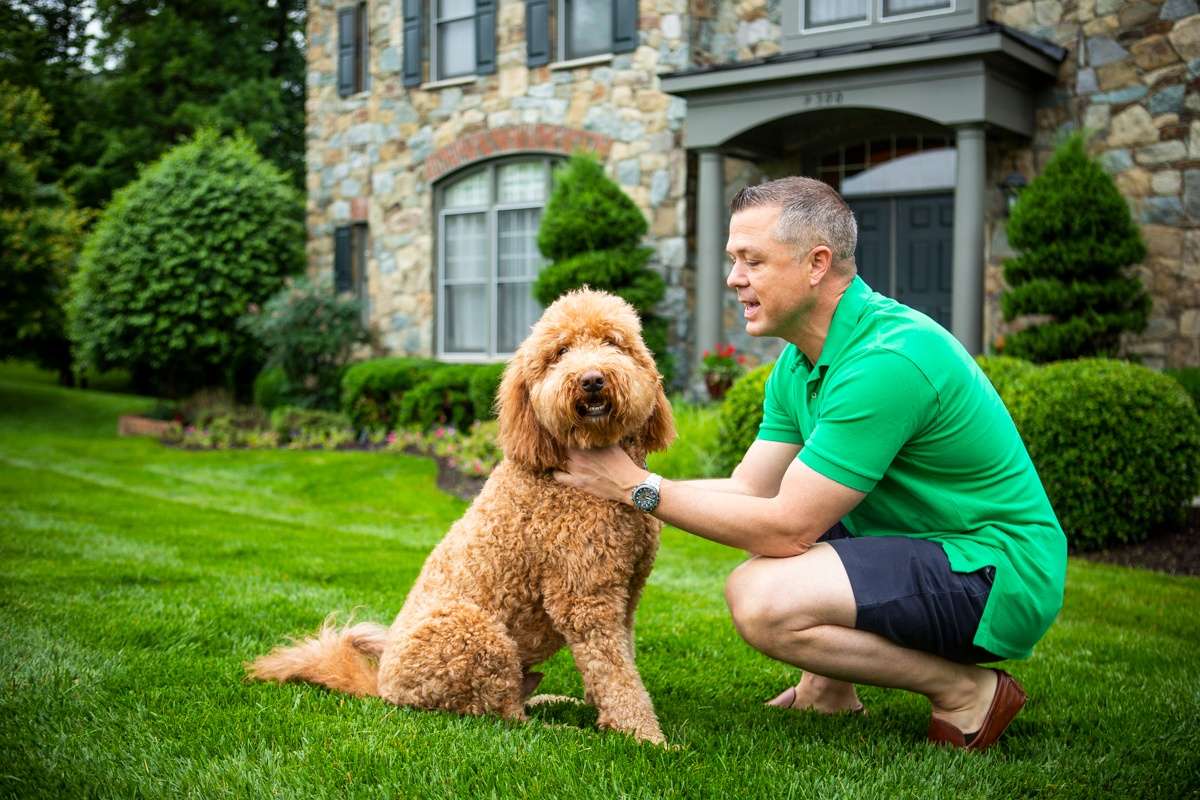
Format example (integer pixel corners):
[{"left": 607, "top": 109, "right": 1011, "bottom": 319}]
[{"left": 701, "top": 344, "right": 747, "bottom": 400}]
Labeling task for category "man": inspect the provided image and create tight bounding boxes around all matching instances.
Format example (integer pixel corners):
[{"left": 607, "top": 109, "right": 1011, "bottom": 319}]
[{"left": 553, "top": 176, "right": 1066, "bottom": 751}]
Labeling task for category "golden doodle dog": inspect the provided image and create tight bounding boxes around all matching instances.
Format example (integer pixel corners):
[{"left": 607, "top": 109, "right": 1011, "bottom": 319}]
[{"left": 248, "top": 289, "right": 675, "bottom": 743}]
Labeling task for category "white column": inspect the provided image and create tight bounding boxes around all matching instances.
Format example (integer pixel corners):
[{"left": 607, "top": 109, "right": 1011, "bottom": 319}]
[
  {"left": 695, "top": 149, "right": 725, "bottom": 372},
  {"left": 952, "top": 124, "right": 986, "bottom": 354}
]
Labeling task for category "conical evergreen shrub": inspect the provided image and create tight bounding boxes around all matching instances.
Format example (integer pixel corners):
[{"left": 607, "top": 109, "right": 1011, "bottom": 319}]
[
  {"left": 534, "top": 154, "right": 673, "bottom": 384},
  {"left": 1000, "top": 134, "right": 1149, "bottom": 362}
]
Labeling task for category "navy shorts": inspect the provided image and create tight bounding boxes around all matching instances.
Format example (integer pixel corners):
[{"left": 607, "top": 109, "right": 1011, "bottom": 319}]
[{"left": 820, "top": 524, "right": 1000, "bottom": 664}]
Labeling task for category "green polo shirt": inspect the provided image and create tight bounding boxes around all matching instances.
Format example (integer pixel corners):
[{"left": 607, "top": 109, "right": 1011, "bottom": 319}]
[{"left": 757, "top": 276, "right": 1066, "bottom": 660}]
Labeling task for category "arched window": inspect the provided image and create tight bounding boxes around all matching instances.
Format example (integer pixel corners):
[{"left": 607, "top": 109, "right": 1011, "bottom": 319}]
[{"left": 436, "top": 157, "right": 557, "bottom": 358}]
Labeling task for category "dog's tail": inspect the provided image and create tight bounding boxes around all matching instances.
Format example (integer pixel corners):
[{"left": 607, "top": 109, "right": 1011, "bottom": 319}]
[{"left": 246, "top": 614, "right": 389, "bottom": 698}]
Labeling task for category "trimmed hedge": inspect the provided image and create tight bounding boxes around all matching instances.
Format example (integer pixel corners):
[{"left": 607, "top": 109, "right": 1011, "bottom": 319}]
[
  {"left": 975, "top": 355, "right": 1037, "bottom": 398},
  {"left": 714, "top": 362, "right": 775, "bottom": 476},
  {"left": 468, "top": 363, "right": 507, "bottom": 421},
  {"left": 340, "top": 357, "right": 438, "bottom": 430},
  {"left": 397, "top": 365, "right": 479, "bottom": 432}
]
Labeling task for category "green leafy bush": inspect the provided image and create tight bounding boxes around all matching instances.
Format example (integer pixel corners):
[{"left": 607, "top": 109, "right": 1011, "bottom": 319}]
[
  {"left": 69, "top": 129, "right": 303, "bottom": 395},
  {"left": 468, "top": 363, "right": 507, "bottom": 421},
  {"left": 1165, "top": 367, "right": 1200, "bottom": 410},
  {"left": 240, "top": 274, "right": 370, "bottom": 410},
  {"left": 534, "top": 154, "right": 673, "bottom": 385},
  {"left": 397, "top": 365, "right": 479, "bottom": 432},
  {"left": 341, "top": 356, "right": 439, "bottom": 430},
  {"left": 1000, "top": 134, "right": 1149, "bottom": 362},
  {"left": 269, "top": 406, "right": 354, "bottom": 445},
  {"left": 252, "top": 366, "right": 289, "bottom": 412},
  {"left": 1003, "top": 359, "right": 1200, "bottom": 550},
  {"left": 714, "top": 363, "right": 775, "bottom": 476}
]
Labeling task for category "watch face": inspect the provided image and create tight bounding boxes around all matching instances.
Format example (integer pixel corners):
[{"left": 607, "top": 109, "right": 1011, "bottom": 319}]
[{"left": 633, "top": 485, "right": 659, "bottom": 512}]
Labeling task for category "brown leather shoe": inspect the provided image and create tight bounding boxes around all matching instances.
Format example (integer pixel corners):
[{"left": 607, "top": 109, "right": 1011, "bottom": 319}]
[{"left": 927, "top": 669, "right": 1026, "bottom": 751}]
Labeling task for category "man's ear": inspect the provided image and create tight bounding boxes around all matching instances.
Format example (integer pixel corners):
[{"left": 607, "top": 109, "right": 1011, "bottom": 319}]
[{"left": 808, "top": 245, "right": 834, "bottom": 285}]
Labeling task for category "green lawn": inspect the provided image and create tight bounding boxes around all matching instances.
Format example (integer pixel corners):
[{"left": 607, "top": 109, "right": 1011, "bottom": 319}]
[{"left": 1, "top": 363, "right": 1198, "bottom": 799}]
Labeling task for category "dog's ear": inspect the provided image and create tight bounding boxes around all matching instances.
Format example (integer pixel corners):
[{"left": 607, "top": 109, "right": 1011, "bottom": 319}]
[
  {"left": 637, "top": 379, "right": 676, "bottom": 454},
  {"left": 496, "top": 358, "right": 565, "bottom": 471}
]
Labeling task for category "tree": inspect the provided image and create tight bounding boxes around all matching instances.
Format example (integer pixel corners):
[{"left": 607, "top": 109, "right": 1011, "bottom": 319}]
[
  {"left": 999, "top": 134, "right": 1149, "bottom": 362},
  {"left": 69, "top": 129, "right": 304, "bottom": 396},
  {"left": 533, "top": 154, "right": 674, "bottom": 384},
  {"left": 0, "top": 82, "right": 85, "bottom": 383}
]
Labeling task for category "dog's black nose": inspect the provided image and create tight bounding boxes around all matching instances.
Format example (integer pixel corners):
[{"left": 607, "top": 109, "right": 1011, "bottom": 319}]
[{"left": 580, "top": 371, "right": 605, "bottom": 394}]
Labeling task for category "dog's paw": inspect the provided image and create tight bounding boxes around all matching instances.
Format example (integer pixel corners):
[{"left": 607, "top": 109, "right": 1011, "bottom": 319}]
[{"left": 525, "top": 693, "right": 585, "bottom": 708}]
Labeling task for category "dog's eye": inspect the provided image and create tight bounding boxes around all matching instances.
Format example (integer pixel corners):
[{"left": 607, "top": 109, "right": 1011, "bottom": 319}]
[{"left": 557, "top": 347, "right": 569, "bottom": 357}]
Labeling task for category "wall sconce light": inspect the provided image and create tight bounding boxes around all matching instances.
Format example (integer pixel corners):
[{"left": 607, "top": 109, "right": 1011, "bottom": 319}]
[{"left": 1000, "top": 172, "right": 1027, "bottom": 215}]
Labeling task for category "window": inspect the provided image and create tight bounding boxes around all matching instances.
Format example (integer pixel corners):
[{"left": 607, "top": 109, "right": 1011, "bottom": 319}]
[
  {"left": 337, "top": 3, "right": 368, "bottom": 96},
  {"left": 404, "top": 0, "right": 495, "bottom": 86},
  {"left": 432, "top": 0, "right": 476, "bottom": 79},
  {"left": 816, "top": 133, "right": 951, "bottom": 191},
  {"left": 525, "top": 0, "right": 637, "bottom": 66},
  {"left": 334, "top": 223, "right": 369, "bottom": 320},
  {"left": 437, "top": 160, "right": 555, "bottom": 357},
  {"left": 800, "top": 0, "right": 953, "bottom": 32}
]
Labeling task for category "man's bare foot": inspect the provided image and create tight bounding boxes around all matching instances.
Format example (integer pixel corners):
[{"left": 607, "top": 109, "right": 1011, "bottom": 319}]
[
  {"left": 928, "top": 667, "right": 997, "bottom": 736},
  {"left": 766, "top": 672, "right": 864, "bottom": 714}
]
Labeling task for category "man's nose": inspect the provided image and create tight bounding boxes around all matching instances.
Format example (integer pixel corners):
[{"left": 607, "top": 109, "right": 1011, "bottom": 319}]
[{"left": 726, "top": 260, "right": 746, "bottom": 288}]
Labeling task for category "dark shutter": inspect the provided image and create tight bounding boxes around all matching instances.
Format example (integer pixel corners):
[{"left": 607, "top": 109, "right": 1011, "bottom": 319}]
[
  {"left": 612, "top": 0, "right": 638, "bottom": 53},
  {"left": 356, "top": 2, "right": 369, "bottom": 92},
  {"left": 334, "top": 226, "right": 353, "bottom": 293},
  {"left": 402, "top": 0, "right": 423, "bottom": 87},
  {"left": 526, "top": 0, "right": 550, "bottom": 67},
  {"left": 337, "top": 7, "right": 356, "bottom": 96},
  {"left": 475, "top": 0, "right": 497, "bottom": 74}
]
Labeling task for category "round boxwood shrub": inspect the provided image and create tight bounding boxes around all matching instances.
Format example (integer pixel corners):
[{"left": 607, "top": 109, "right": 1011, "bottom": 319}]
[
  {"left": 1165, "top": 367, "right": 1200, "bottom": 410},
  {"left": 468, "top": 363, "right": 507, "bottom": 421},
  {"left": 1005, "top": 359, "right": 1200, "bottom": 551},
  {"left": 714, "top": 362, "right": 775, "bottom": 476},
  {"left": 397, "top": 364, "right": 479, "bottom": 432},
  {"left": 340, "top": 356, "right": 440, "bottom": 430},
  {"left": 974, "top": 355, "right": 1036, "bottom": 399},
  {"left": 69, "top": 129, "right": 303, "bottom": 395}
]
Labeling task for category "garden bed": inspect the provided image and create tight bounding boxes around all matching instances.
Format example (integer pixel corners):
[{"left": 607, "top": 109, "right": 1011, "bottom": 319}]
[{"left": 1078, "top": 506, "right": 1200, "bottom": 577}]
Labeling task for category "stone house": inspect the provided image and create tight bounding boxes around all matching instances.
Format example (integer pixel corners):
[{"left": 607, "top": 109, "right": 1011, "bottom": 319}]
[{"left": 305, "top": 0, "right": 1200, "bottom": 384}]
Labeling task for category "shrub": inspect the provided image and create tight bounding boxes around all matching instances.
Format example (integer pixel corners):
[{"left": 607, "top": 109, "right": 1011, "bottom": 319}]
[
  {"left": 533, "top": 153, "right": 673, "bottom": 385},
  {"left": 647, "top": 397, "right": 724, "bottom": 480},
  {"left": 69, "top": 129, "right": 303, "bottom": 395},
  {"left": 241, "top": 274, "right": 370, "bottom": 410},
  {"left": 714, "top": 362, "right": 775, "bottom": 476},
  {"left": 999, "top": 134, "right": 1149, "bottom": 362},
  {"left": 468, "top": 363, "right": 507, "bottom": 421},
  {"left": 341, "top": 356, "right": 439, "bottom": 430},
  {"left": 1165, "top": 367, "right": 1200, "bottom": 410},
  {"left": 269, "top": 405, "right": 354, "bottom": 445},
  {"left": 1004, "top": 359, "right": 1200, "bottom": 551},
  {"left": 252, "top": 366, "right": 289, "bottom": 412},
  {"left": 397, "top": 365, "right": 479, "bottom": 432}
]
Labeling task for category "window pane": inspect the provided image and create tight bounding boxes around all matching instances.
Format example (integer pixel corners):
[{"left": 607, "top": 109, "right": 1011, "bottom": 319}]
[
  {"left": 443, "top": 170, "right": 488, "bottom": 208},
  {"left": 444, "top": 213, "right": 488, "bottom": 280},
  {"left": 438, "top": 0, "right": 474, "bottom": 19},
  {"left": 438, "top": 18, "right": 476, "bottom": 78},
  {"left": 446, "top": 284, "right": 488, "bottom": 352},
  {"left": 498, "top": 282, "right": 541, "bottom": 353},
  {"left": 498, "top": 208, "right": 544, "bottom": 279},
  {"left": 882, "top": 0, "right": 951, "bottom": 15},
  {"left": 498, "top": 162, "right": 546, "bottom": 204},
  {"left": 806, "top": 0, "right": 867, "bottom": 27},
  {"left": 567, "top": 0, "right": 612, "bottom": 58}
]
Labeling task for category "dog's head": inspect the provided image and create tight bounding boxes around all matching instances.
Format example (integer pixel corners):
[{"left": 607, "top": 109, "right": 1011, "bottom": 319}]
[{"left": 496, "top": 289, "right": 675, "bottom": 471}]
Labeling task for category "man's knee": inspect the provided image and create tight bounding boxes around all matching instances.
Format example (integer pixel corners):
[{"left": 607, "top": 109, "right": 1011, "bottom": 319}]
[{"left": 725, "top": 560, "right": 810, "bottom": 649}]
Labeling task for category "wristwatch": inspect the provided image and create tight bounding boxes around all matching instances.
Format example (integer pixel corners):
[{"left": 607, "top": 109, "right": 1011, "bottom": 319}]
[{"left": 631, "top": 473, "right": 663, "bottom": 513}]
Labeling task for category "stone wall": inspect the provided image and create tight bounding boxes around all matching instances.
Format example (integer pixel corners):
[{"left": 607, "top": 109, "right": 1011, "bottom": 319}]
[{"left": 306, "top": 0, "right": 692, "bottom": 365}]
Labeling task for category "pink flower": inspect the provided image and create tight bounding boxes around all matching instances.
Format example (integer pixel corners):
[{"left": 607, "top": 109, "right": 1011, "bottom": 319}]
[{"left": 386, "top": 431, "right": 397, "bottom": 444}]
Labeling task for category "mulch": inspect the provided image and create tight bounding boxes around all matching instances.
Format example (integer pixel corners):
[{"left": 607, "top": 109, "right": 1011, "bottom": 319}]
[{"left": 429, "top": 453, "right": 1200, "bottom": 578}]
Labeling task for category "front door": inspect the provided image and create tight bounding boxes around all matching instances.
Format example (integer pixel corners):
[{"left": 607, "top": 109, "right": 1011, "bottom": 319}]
[{"left": 848, "top": 194, "right": 953, "bottom": 329}]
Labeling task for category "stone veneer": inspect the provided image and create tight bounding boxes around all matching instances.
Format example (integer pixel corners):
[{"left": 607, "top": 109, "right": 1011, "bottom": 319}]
[
  {"left": 306, "top": 0, "right": 1199, "bottom": 377},
  {"left": 306, "top": 0, "right": 691, "bottom": 361}
]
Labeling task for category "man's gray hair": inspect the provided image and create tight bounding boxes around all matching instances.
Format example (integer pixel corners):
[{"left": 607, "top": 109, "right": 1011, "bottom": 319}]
[{"left": 730, "top": 176, "right": 858, "bottom": 267}]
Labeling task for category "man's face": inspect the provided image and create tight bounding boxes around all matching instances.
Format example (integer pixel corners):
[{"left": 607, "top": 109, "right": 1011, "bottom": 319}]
[{"left": 725, "top": 204, "right": 815, "bottom": 340}]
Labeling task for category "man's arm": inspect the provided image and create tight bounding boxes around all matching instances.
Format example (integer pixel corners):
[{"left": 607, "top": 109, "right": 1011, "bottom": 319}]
[
  {"left": 674, "top": 439, "right": 804, "bottom": 496},
  {"left": 555, "top": 442, "right": 865, "bottom": 557}
]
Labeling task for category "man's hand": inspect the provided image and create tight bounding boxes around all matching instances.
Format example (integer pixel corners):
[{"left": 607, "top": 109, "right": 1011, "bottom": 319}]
[{"left": 553, "top": 445, "right": 649, "bottom": 505}]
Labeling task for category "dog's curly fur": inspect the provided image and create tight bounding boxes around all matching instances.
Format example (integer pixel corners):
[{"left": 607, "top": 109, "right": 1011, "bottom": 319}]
[{"left": 247, "top": 289, "right": 675, "bottom": 743}]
